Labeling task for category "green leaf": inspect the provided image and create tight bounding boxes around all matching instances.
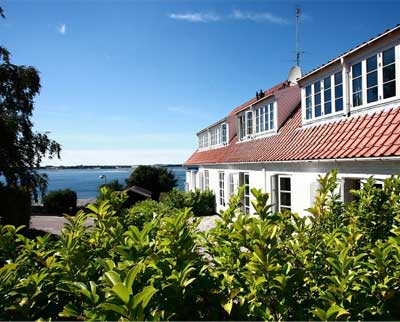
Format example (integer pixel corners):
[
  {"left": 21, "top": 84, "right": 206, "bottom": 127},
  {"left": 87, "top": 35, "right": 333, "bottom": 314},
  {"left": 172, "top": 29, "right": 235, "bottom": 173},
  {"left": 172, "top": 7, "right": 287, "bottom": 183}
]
[
  {"left": 326, "top": 304, "right": 349, "bottom": 319},
  {"left": 222, "top": 299, "right": 233, "bottom": 315},
  {"left": 112, "top": 283, "right": 131, "bottom": 304},
  {"left": 133, "top": 285, "right": 157, "bottom": 309},
  {"left": 104, "top": 271, "right": 121, "bottom": 286},
  {"left": 98, "top": 303, "right": 128, "bottom": 317}
]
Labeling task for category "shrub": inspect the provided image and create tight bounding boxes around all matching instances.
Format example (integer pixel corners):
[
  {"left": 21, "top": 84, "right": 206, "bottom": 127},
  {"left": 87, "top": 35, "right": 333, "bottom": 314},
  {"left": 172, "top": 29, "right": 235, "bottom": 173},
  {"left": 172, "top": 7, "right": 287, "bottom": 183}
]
[
  {"left": 0, "top": 185, "right": 31, "bottom": 226},
  {"left": 126, "top": 165, "right": 177, "bottom": 200},
  {"left": 161, "top": 189, "right": 216, "bottom": 216},
  {"left": 125, "top": 199, "right": 171, "bottom": 229},
  {"left": 42, "top": 189, "right": 77, "bottom": 215},
  {"left": 1, "top": 171, "right": 400, "bottom": 320}
]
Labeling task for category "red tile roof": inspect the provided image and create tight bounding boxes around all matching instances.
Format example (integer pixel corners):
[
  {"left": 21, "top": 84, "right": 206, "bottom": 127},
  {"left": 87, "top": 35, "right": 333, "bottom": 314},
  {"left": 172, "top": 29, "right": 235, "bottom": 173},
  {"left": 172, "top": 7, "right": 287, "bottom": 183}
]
[{"left": 184, "top": 106, "right": 400, "bottom": 165}]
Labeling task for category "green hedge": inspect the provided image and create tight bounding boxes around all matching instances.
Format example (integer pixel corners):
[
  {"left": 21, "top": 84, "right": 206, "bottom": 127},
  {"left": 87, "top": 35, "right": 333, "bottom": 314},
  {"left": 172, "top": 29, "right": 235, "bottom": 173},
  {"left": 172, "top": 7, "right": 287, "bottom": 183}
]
[
  {"left": 160, "top": 189, "right": 216, "bottom": 216},
  {"left": 42, "top": 189, "right": 77, "bottom": 215},
  {"left": 1, "top": 171, "right": 400, "bottom": 320}
]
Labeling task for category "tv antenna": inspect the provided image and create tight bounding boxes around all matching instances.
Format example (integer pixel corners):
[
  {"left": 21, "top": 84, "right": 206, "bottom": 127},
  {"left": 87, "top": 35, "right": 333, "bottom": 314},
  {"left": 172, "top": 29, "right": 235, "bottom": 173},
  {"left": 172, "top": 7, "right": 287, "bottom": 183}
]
[{"left": 296, "top": 6, "right": 301, "bottom": 67}]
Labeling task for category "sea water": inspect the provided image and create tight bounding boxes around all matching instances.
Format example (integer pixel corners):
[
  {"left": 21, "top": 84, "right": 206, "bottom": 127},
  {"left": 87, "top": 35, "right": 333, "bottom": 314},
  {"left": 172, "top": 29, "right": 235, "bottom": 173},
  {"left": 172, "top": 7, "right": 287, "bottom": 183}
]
[{"left": 36, "top": 166, "right": 186, "bottom": 199}]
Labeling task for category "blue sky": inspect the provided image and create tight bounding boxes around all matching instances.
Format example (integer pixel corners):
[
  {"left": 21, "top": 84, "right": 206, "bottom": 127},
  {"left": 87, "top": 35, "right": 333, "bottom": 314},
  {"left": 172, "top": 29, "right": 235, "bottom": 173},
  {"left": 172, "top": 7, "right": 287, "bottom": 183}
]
[{"left": 1, "top": 0, "right": 399, "bottom": 165}]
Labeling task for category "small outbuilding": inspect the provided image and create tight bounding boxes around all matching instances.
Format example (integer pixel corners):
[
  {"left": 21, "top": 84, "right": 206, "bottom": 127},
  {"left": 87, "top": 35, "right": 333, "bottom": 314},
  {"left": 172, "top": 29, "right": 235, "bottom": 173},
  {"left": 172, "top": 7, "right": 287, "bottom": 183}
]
[{"left": 123, "top": 185, "right": 153, "bottom": 208}]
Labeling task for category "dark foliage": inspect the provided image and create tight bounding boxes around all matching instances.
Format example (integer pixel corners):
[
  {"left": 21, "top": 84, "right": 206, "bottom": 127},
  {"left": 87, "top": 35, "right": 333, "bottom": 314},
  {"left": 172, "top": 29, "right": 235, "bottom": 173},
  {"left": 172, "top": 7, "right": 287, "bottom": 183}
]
[
  {"left": 126, "top": 165, "right": 177, "bottom": 200},
  {"left": 42, "top": 189, "right": 77, "bottom": 215},
  {"left": 0, "top": 185, "right": 30, "bottom": 226}
]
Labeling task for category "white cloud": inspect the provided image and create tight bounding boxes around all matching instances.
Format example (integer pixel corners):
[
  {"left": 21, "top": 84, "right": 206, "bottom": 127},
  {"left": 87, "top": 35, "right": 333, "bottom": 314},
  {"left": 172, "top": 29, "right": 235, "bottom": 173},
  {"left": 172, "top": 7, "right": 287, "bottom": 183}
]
[
  {"left": 168, "top": 12, "right": 220, "bottom": 23},
  {"left": 58, "top": 23, "right": 66, "bottom": 35},
  {"left": 231, "top": 10, "right": 289, "bottom": 24}
]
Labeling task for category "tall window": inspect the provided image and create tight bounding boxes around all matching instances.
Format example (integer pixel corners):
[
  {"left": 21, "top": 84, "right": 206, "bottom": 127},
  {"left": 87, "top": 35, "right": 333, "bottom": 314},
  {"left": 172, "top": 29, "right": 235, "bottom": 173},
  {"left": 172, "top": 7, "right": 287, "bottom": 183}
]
[
  {"left": 239, "top": 114, "right": 246, "bottom": 140},
  {"left": 352, "top": 62, "right": 363, "bottom": 107},
  {"left": 383, "top": 47, "right": 396, "bottom": 99},
  {"left": 219, "top": 172, "right": 225, "bottom": 206},
  {"left": 305, "top": 85, "right": 312, "bottom": 119},
  {"left": 199, "top": 172, "right": 204, "bottom": 191},
  {"left": 246, "top": 111, "right": 253, "bottom": 136},
  {"left": 314, "top": 81, "right": 322, "bottom": 117},
  {"left": 334, "top": 71, "right": 343, "bottom": 112},
  {"left": 324, "top": 76, "right": 332, "bottom": 115},
  {"left": 204, "top": 170, "right": 209, "bottom": 190},
  {"left": 239, "top": 172, "right": 250, "bottom": 214},
  {"left": 198, "top": 132, "right": 209, "bottom": 149},
  {"left": 229, "top": 173, "right": 235, "bottom": 197},
  {"left": 367, "top": 54, "right": 378, "bottom": 103},
  {"left": 222, "top": 123, "right": 228, "bottom": 144},
  {"left": 278, "top": 176, "right": 292, "bottom": 211},
  {"left": 254, "top": 103, "right": 275, "bottom": 134}
]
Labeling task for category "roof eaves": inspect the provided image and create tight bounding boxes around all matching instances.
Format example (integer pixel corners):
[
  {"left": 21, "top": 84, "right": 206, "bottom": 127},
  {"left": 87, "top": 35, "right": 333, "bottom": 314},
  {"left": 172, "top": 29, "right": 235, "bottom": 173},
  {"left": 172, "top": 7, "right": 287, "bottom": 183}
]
[
  {"left": 299, "top": 24, "right": 400, "bottom": 82},
  {"left": 196, "top": 117, "right": 228, "bottom": 135}
]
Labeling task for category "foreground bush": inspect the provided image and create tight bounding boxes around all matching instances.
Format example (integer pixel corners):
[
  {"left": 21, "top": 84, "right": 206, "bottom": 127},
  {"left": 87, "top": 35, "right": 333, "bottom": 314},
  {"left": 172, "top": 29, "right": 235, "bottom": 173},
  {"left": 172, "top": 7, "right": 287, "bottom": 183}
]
[
  {"left": 42, "top": 189, "right": 77, "bottom": 214},
  {"left": 161, "top": 189, "right": 216, "bottom": 216},
  {"left": 0, "top": 185, "right": 31, "bottom": 226},
  {"left": 1, "top": 171, "right": 400, "bottom": 320}
]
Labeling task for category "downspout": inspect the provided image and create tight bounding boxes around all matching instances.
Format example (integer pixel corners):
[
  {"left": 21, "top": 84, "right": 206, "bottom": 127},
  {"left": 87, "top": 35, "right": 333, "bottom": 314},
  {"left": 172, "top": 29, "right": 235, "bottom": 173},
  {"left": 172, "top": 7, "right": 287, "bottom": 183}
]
[{"left": 341, "top": 57, "right": 351, "bottom": 117}]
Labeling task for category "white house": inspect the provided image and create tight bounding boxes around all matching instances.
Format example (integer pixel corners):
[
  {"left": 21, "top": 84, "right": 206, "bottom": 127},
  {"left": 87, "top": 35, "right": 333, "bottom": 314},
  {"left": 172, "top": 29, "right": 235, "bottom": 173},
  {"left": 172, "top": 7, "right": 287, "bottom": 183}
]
[{"left": 184, "top": 24, "right": 400, "bottom": 216}]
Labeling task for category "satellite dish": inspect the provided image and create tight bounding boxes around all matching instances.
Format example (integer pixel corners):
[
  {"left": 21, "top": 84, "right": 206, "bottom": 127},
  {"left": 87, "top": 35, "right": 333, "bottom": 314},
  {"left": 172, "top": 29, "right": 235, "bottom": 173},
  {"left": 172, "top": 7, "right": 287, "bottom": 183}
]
[{"left": 288, "top": 65, "right": 302, "bottom": 84}]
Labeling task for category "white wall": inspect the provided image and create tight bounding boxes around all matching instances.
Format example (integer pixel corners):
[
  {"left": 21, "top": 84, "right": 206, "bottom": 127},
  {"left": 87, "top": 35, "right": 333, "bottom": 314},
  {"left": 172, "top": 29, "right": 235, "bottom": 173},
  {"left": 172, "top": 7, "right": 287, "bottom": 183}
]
[{"left": 186, "top": 160, "right": 400, "bottom": 216}]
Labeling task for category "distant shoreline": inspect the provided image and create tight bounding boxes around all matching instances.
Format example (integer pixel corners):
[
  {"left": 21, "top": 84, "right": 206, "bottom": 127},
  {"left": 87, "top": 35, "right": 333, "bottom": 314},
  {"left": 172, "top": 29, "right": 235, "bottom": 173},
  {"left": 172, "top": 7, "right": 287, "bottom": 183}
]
[{"left": 38, "top": 164, "right": 183, "bottom": 170}]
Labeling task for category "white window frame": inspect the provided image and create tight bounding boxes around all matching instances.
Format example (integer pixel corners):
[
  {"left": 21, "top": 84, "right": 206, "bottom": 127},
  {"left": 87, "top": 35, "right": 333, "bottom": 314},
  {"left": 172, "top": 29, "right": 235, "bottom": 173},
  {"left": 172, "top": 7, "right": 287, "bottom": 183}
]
[
  {"left": 204, "top": 170, "right": 209, "bottom": 190},
  {"left": 238, "top": 100, "right": 277, "bottom": 142},
  {"left": 278, "top": 175, "right": 291, "bottom": 212},
  {"left": 349, "top": 43, "right": 399, "bottom": 111},
  {"left": 219, "top": 171, "right": 225, "bottom": 206},
  {"left": 302, "top": 69, "right": 344, "bottom": 122}
]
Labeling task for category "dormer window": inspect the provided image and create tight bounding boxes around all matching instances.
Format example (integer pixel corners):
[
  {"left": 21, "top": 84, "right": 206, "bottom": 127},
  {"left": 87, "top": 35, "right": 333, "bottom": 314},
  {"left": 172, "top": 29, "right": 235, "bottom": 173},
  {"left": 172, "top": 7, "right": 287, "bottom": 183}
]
[
  {"left": 350, "top": 46, "right": 397, "bottom": 109},
  {"left": 255, "top": 102, "right": 275, "bottom": 133},
  {"left": 303, "top": 70, "right": 345, "bottom": 121},
  {"left": 198, "top": 132, "right": 209, "bottom": 149},
  {"left": 198, "top": 122, "right": 228, "bottom": 149},
  {"left": 238, "top": 101, "right": 277, "bottom": 141}
]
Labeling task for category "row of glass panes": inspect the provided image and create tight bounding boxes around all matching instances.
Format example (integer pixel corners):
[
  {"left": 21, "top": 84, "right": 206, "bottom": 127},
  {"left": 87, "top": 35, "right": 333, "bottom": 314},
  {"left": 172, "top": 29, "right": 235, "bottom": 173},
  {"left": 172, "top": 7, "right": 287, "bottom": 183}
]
[
  {"left": 351, "top": 46, "right": 396, "bottom": 107},
  {"left": 239, "top": 103, "right": 276, "bottom": 140},
  {"left": 198, "top": 123, "right": 228, "bottom": 149},
  {"left": 255, "top": 103, "right": 275, "bottom": 133},
  {"left": 305, "top": 71, "right": 343, "bottom": 120}
]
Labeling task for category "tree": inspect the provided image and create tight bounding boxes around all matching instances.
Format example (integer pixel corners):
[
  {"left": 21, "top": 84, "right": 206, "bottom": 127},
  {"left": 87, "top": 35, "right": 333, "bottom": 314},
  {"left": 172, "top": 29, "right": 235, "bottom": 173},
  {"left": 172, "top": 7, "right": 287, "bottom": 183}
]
[
  {"left": 126, "top": 165, "right": 177, "bottom": 200},
  {"left": 0, "top": 35, "right": 61, "bottom": 201},
  {"left": 99, "top": 179, "right": 124, "bottom": 192}
]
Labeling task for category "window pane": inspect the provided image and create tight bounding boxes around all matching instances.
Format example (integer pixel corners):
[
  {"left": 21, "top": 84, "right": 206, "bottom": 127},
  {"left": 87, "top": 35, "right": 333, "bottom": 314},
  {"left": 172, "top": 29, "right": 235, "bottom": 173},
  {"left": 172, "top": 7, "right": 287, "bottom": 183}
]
[
  {"left": 335, "top": 98, "right": 343, "bottom": 111},
  {"left": 280, "top": 192, "right": 291, "bottom": 207},
  {"left": 383, "top": 47, "right": 395, "bottom": 66},
  {"left": 367, "top": 87, "right": 378, "bottom": 103},
  {"left": 325, "top": 101, "right": 332, "bottom": 114},
  {"left": 335, "top": 85, "right": 343, "bottom": 98},
  {"left": 367, "top": 71, "right": 377, "bottom": 88},
  {"left": 324, "top": 76, "right": 331, "bottom": 88},
  {"left": 383, "top": 64, "right": 396, "bottom": 82},
  {"left": 383, "top": 81, "right": 396, "bottom": 99},
  {"left": 352, "top": 62, "right": 362, "bottom": 77},
  {"left": 353, "top": 77, "right": 362, "bottom": 92},
  {"left": 314, "top": 81, "right": 321, "bottom": 93},
  {"left": 280, "top": 177, "right": 291, "bottom": 191},
  {"left": 315, "top": 105, "right": 322, "bottom": 117},
  {"left": 367, "top": 55, "right": 377, "bottom": 72},
  {"left": 306, "top": 96, "right": 312, "bottom": 107},
  {"left": 353, "top": 92, "right": 363, "bottom": 106},
  {"left": 306, "top": 108, "right": 312, "bottom": 119},
  {"left": 314, "top": 93, "right": 321, "bottom": 105},
  {"left": 306, "top": 85, "right": 311, "bottom": 97},
  {"left": 334, "top": 71, "right": 342, "bottom": 84}
]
